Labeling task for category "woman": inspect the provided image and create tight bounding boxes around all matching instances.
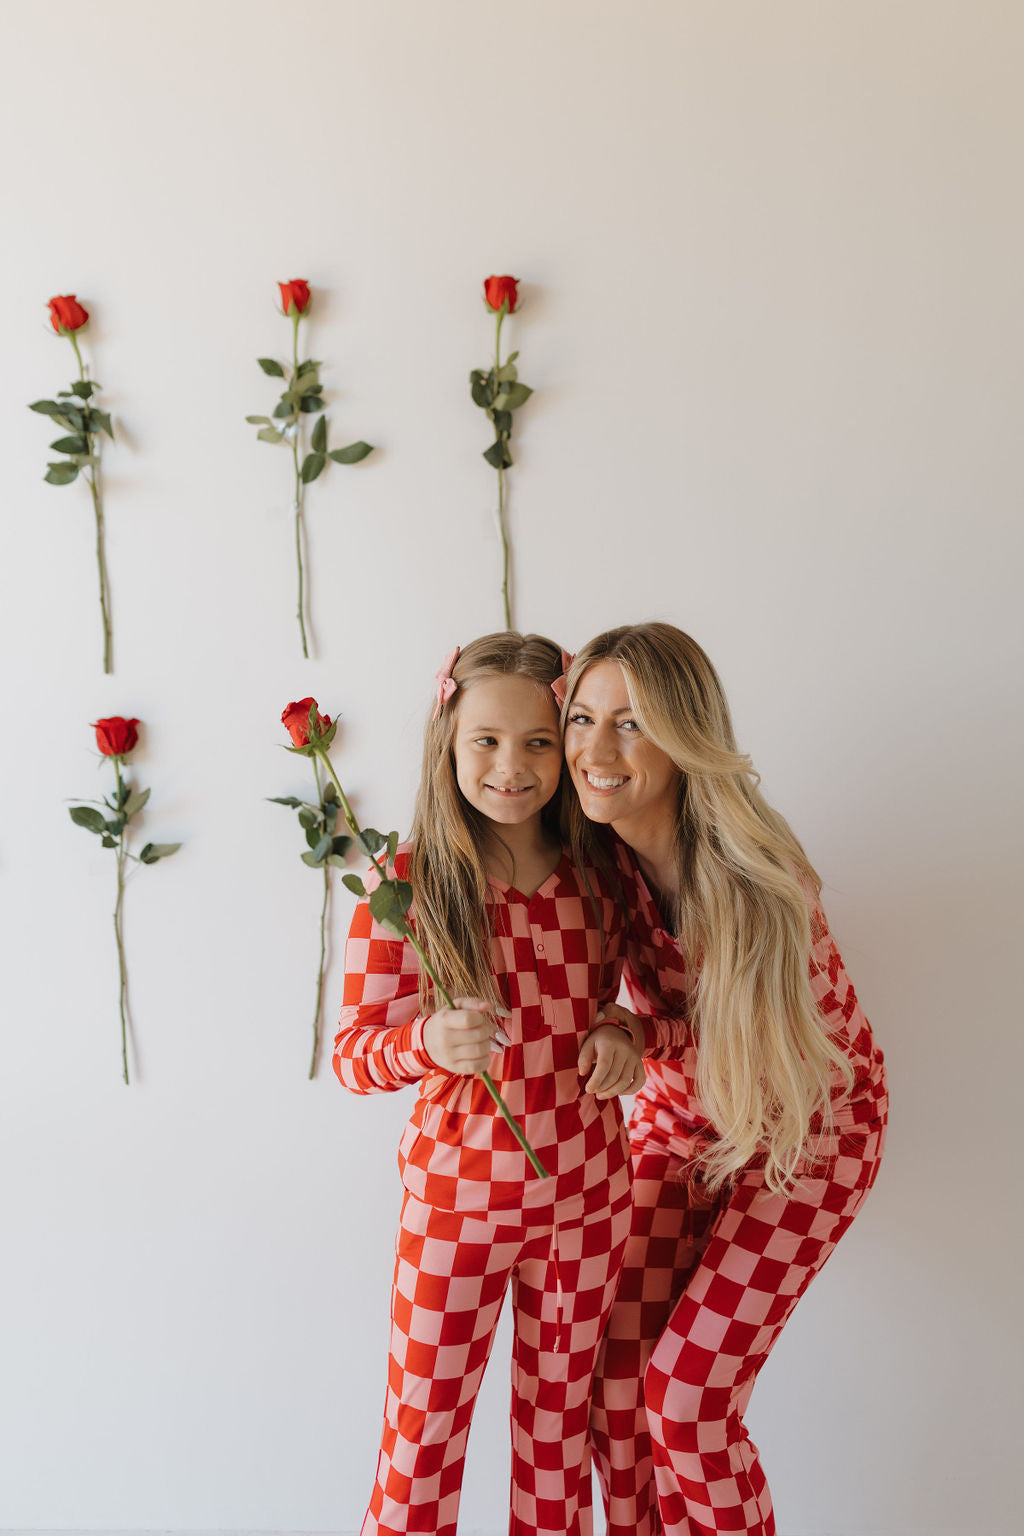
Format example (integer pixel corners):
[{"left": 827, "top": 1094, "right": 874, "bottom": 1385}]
[{"left": 559, "top": 622, "right": 888, "bottom": 1536}]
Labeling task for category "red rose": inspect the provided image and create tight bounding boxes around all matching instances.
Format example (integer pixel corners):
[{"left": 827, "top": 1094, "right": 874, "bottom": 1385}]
[
  {"left": 48, "top": 295, "right": 89, "bottom": 334},
  {"left": 93, "top": 716, "right": 140, "bottom": 757},
  {"left": 281, "top": 698, "right": 331, "bottom": 747},
  {"left": 279, "top": 280, "right": 312, "bottom": 317},
  {"left": 483, "top": 276, "right": 520, "bottom": 314}
]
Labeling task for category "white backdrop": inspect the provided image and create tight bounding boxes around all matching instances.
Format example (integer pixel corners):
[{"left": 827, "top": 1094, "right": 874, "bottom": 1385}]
[{"left": 1, "top": 3, "right": 1021, "bottom": 1533}]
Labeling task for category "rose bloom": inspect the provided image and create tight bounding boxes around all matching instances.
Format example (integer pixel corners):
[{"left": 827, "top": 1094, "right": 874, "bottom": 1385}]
[
  {"left": 282, "top": 698, "right": 331, "bottom": 747},
  {"left": 93, "top": 717, "right": 140, "bottom": 757},
  {"left": 483, "top": 275, "right": 520, "bottom": 314},
  {"left": 48, "top": 295, "right": 89, "bottom": 334},
  {"left": 279, "top": 280, "right": 312, "bottom": 317}
]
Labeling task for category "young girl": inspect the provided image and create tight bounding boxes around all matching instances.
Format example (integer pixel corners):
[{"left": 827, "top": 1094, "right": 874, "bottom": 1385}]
[{"left": 333, "top": 632, "right": 658, "bottom": 1536}]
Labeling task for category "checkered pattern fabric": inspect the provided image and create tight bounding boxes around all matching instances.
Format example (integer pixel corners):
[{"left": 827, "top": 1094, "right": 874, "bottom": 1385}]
[
  {"left": 334, "top": 845, "right": 678, "bottom": 1214},
  {"left": 589, "top": 839, "right": 890, "bottom": 1536},
  {"left": 591, "top": 1120, "right": 886, "bottom": 1536},
  {"left": 364, "top": 1182, "right": 633, "bottom": 1536},
  {"left": 613, "top": 837, "right": 889, "bottom": 1140}
]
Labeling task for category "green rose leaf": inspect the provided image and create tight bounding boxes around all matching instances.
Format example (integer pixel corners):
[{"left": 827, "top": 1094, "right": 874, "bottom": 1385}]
[
  {"left": 139, "top": 842, "right": 181, "bottom": 864},
  {"left": 70, "top": 380, "right": 96, "bottom": 399},
  {"left": 493, "top": 382, "right": 533, "bottom": 412},
  {"left": 368, "top": 879, "right": 414, "bottom": 939},
  {"left": 506, "top": 350, "right": 519, "bottom": 365},
  {"left": 323, "top": 782, "right": 339, "bottom": 804},
  {"left": 482, "top": 439, "right": 513, "bottom": 471},
  {"left": 305, "top": 824, "right": 323, "bottom": 849},
  {"left": 45, "top": 462, "right": 79, "bottom": 485},
  {"left": 326, "top": 854, "right": 347, "bottom": 867},
  {"left": 322, "top": 802, "right": 338, "bottom": 832},
  {"left": 246, "top": 414, "right": 272, "bottom": 425},
  {"left": 300, "top": 452, "right": 326, "bottom": 483},
  {"left": 495, "top": 361, "right": 518, "bottom": 383},
  {"left": 298, "top": 394, "right": 324, "bottom": 414},
  {"left": 470, "top": 376, "right": 493, "bottom": 409},
  {"left": 297, "top": 358, "right": 322, "bottom": 377},
  {"left": 491, "top": 410, "right": 512, "bottom": 434},
  {"left": 101, "top": 834, "right": 117, "bottom": 849},
  {"left": 123, "top": 786, "right": 151, "bottom": 818},
  {"left": 332, "top": 835, "right": 352, "bottom": 856},
  {"left": 298, "top": 807, "right": 318, "bottom": 830},
  {"left": 311, "top": 834, "right": 332, "bottom": 863},
  {"left": 328, "top": 441, "right": 373, "bottom": 465},
  {"left": 272, "top": 401, "right": 296, "bottom": 420},
  {"left": 29, "top": 400, "right": 63, "bottom": 416},
  {"left": 356, "top": 827, "right": 387, "bottom": 857},
  {"left": 69, "top": 805, "right": 107, "bottom": 833},
  {"left": 342, "top": 874, "right": 367, "bottom": 898},
  {"left": 267, "top": 796, "right": 303, "bottom": 808},
  {"left": 49, "top": 434, "right": 89, "bottom": 455},
  {"left": 311, "top": 415, "right": 327, "bottom": 453},
  {"left": 257, "top": 426, "right": 284, "bottom": 444},
  {"left": 258, "top": 357, "right": 285, "bottom": 377},
  {"left": 299, "top": 373, "right": 323, "bottom": 397},
  {"left": 91, "top": 410, "right": 114, "bottom": 439},
  {"left": 386, "top": 829, "right": 399, "bottom": 864}
]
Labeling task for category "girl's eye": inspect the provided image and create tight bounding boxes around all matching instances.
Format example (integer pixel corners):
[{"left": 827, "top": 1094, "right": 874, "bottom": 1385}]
[
  {"left": 528, "top": 737, "right": 556, "bottom": 749},
  {"left": 474, "top": 736, "right": 498, "bottom": 747}
]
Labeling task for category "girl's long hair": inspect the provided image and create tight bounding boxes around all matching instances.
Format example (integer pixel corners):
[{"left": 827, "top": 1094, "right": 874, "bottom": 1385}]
[
  {"left": 563, "top": 622, "right": 854, "bottom": 1192},
  {"left": 410, "top": 631, "right": 564, "bottom": 1012}
]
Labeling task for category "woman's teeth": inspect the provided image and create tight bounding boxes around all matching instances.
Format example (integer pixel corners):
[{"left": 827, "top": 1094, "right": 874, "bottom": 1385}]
[{"left": 585, "top": 772, "right": 627, "bottom": 789}]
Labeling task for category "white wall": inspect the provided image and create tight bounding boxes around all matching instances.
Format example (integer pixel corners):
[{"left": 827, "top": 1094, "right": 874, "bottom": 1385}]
[{"left": 1, "top": 2, "right": 1021, "bottom": 1532}]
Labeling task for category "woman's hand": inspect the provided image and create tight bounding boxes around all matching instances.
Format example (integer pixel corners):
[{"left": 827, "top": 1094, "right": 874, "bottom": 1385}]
[
  {"left": 423, "top": 999, "right": 501, "bottom": 1075},
  {"left": 578, "top": 1022, "right": 645, "bottom": 1099}
]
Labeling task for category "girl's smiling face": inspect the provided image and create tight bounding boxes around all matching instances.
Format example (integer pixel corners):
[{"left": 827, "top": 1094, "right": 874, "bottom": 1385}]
[
  {"left": 564, "top": 659, "right": 679, "bottom": 831},
  {"left": 453, "top": 674, "right": 562, "bottom": 826}
]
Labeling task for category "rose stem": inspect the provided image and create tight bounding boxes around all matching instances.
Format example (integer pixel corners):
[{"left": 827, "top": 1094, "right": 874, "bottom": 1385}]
[
  {"left": 315, "top": 748, "right": 548, "bottom": 1176},
  {"left": 113, "top": 756, "right": 130, "bottom": 1084},
  {"left": 70, "top": 331, "right": 112, "bottom": 673},
  {"left": 309, "top": 757, "right": 329, "bottom": 1079},
  {"left": 290, "top": 307, "right": 309, "bottom": 659},
  {"left": 493, "top": 305, "right": 511, "bottom": 630}
]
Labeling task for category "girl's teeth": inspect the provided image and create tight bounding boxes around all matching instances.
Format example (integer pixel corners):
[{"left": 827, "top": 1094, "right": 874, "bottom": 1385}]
[{"left": 586, "top": 773, "right": 626, "bottom": 789}]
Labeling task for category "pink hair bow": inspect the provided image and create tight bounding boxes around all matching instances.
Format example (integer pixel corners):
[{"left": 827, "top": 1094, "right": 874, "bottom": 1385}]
[
  {"left": 551, "top": 649, "right": 575, "bottom": 709},
  {"left": 432, "top": 645, "right": 461, "bottom": 721}
]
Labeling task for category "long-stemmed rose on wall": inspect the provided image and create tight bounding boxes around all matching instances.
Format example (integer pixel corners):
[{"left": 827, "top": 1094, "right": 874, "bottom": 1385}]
[
  {"left": 30, "top": 297, "right": 116, "bottom": 672},
  {"left": 470, "top": 276, "right": 533, "bottom": 629},
  {"left": 271, "top": 699, "right": 353, "bottom": 1078},
  {"left": 69, "top": 718, "right": 181, "bottom": 1083},
  {"left": 248, "top": 281, "right": 375, "bottom": 658},
  {"left": 280, "top": 701, "right": 548, "bottom": 1176}
]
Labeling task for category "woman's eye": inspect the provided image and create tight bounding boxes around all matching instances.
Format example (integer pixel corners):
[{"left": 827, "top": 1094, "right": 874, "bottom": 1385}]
[
  {"left": 567, "top": 712, "right": 592, "bottom": 726},
  {"left": 619, "top": 719, "right": 640, "bottom": 733}
]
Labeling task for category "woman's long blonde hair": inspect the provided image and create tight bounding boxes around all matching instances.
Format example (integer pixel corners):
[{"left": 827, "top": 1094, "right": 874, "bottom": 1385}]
[
  {"left": 564, "top": 622, "right": 854, "bottom": 1192},
  {"left": 409, "top": 631, "right": 564, "bottom": 1012}
]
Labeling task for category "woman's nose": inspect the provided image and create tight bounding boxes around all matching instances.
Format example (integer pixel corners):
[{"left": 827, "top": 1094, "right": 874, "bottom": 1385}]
[{"left": 586, "top": 724, "right": 619, "bottom": 764}]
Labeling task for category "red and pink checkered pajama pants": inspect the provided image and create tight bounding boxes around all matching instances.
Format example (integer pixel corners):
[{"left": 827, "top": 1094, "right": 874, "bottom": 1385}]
[
  {"left": 363, "top": 1181, "right": 633, "bottom": 1536},
  {"left": 591, "top": 1117, "right": 886, "bottom": 1536}
]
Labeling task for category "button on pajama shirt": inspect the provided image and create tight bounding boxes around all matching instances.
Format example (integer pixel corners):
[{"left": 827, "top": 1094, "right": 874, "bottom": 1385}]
[
  {"left": 591, "top": 843, "right": 888, "bottom": 1536},
  {"left": 334, "top": 847, "right": 683, "bottom": 1536}
]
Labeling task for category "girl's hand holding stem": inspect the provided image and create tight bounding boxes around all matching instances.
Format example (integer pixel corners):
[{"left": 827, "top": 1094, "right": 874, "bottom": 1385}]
[{"left": 424, "top": 999, "right": 505, "bottom": 1075}]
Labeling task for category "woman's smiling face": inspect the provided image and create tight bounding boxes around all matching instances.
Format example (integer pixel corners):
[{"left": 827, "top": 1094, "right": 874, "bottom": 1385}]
[{"left": 564, "top": 659, "right": 679, "bottom": 832}]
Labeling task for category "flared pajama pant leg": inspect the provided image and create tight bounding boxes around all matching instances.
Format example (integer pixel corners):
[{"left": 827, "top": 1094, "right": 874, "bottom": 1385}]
[
  {"left": 363, "top": 1182, "right": 632, "bottom": 1536},
  {"left": 592, "top": 1119, "right": 886, "bottom": 1536},
  {"left": 508, "top": 1182, "right": 633, "bottom": 1536},
  {"left": 591, "top": 1150, "right": 720, "bottom": 1536}
]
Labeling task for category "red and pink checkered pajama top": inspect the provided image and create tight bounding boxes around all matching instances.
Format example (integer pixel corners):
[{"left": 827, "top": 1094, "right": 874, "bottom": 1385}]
[
  {"left": 612, "top": 839, "right": 889, "bottom": 1151},
  {"left": 334, "top": 845, "right": 687, "bottom": 1217}
]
